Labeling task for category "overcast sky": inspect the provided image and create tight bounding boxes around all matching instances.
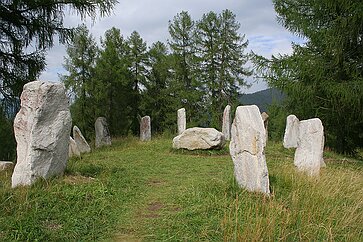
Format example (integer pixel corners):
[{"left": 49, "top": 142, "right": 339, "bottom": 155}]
[{"left": 39, "top": 0, "right": 302, "bottom": 93}]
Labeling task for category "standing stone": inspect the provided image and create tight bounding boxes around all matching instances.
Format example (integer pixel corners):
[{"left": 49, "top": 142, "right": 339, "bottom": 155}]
[
  {"left": 0, "top": 161, "right": 13, "bottom": 171},
  {"left": 12, "top": 81, "right": 72, "bottom": 187},
  {"left": 140, "top": 116, "right": 151, "bottom": 141},
  {"left": 229, "top": 105, "right": 270, "bottom": 194},
  {"left": 177, "top": 108, "right": 186, "bottom": 135},
  {"left": 222, "top": 105, "right": 231, "bottom": 141},
  {"left": 283, "top": 115, "right": 300, "bottom": 148},
  {"left": 73, "top": 126, "right": 91, "bottom": 153},
  {"left": 173, "top": 127, "right": 225, "bottom": 150},
  {"left": 95, "top": 117, "right": 111, "bottom": 148},
  {"left": 69, "top": 137, "right": 81, "bottom": 158},
  {"left": 294, "top": 118, "right": 325, "bottom": 176},
  {"left": 261, "top": 112, "right": 269, "bottom": 142}
]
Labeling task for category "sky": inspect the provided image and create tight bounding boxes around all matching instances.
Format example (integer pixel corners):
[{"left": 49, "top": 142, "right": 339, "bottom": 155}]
[{"left": 39, "top": 0, "right": 302, "bottom": 94}]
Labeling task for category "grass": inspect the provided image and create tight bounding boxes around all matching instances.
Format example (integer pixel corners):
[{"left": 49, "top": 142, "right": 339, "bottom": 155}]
[{"left": 0, "top": 135, "right": 362, "bottom": 241}]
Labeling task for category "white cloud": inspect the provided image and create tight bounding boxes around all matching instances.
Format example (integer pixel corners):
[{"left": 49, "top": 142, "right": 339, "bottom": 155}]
[{"left": 39, "top": 0, "right": 303, "bottom": 93}]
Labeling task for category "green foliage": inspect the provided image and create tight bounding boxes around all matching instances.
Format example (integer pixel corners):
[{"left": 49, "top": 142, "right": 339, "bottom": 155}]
[
  {"left": 0, "top": 107, "right": 15, "bottom": 160},
  {"left": 61, "top": 24, "right": 98, "bottom": 140},
  {"left": 255, "top": 0, "right": 363, "bottom": 154},
  {"left": 1, "top": 137, "right": 362, "bottom": 240},
  {"left": 0, "top": 0, "right": 117, "bottom": 111}
]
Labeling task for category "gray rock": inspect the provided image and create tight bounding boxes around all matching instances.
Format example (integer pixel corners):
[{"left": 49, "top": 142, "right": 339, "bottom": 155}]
[
  {"left": 140, "top": 116, "right": 151, "bottom": 141},
  {"left": 69, "top": 137, "right": 81, "bottom": 158},
  {"left": 294, "top": 118, "right": 325, "bottom": 176},
  {"left": 95, "top": 117, "right": 111, "bottom": 148},
  {"left": 261, "top": 112, "right": 269, "bottom": 142},
  {"left": 173, "top": 127, "right": 225, "bottom": 150},
  {"left": 229, "top": 105, "right": 270, "bottom": 194},
  {"left": 0, "top": 161, "right": 13, "bottom": 171},
  {"left": 222, "top": 105, "right": 231, "bottom": 141},
  {"left": 177, "top": 108, "right": 186, "bottom": 135},
  {"left": 12, "top": 81, "right": 72, "bottom": 187},
  {"left": 283, "top": 114, "right": 300, "bottom": 148},
  {"left": 73, "top": 126, "right": 91, "bottom": 153}
]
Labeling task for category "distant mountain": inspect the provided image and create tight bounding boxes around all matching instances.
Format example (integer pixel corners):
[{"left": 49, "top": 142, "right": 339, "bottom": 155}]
[{"left": 239, "top": 88, "right": 285, "bottom": 113}]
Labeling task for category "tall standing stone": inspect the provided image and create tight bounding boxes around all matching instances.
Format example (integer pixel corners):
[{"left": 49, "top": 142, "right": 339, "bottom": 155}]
[
  {"left": 283, "top": 114, "right": 300, "bottom": 148},
  {"left": 73, "top": 126, "right": 91, "bottom": 153},
  {"left": 177, "top": 108, "right": 186, "bottom": 135},
  {"left": 222, "top": 105, "right": 231, "bottom": 141},
  {"left": 261, "top": 112, "right": 269, "bottom": 142},
  {"left": 95, "top": 117, "right": 112, "bottom": 148},
  {"left": 229, "top": 105, "right": 270, "bottom": 194},
  {"left": 294, "top": 118, "right": 325, "bottom": 176},
  {"left": 12, "top": 81, "right": 72, "bottom": 187},
  {"left": 140, "top": 116, "right": 151, "bottom": 141}
]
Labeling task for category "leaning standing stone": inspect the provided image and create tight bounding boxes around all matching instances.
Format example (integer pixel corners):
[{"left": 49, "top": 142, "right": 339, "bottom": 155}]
[
  {"left": 229, "top": 105, "right": 270, "bottom": 194},
  {"left": 140, "top": 116, "right": 151, "bottom": 141},
  {"left": 283, "top": 114, "right": 300, "bottom": 148},
  {"left": 69, "top": 137, "right": 81, "bottom": 158},
  {"left": 95, "top": 117, "right": 112, "bottom": 148},
  {"left": 12, "top": 81, "right": 72, "bottom": 187},
  {"left": 222, "top": 105, "right": 231, "bottom": 141},
  {"left": 177, "top": 108, "right": 186, "bottom": 135},
  {"left": 73, "top": 126, "right": 91, "bottom": 153},
  {"left": 294, "top": 118, "right": 325, "bottom": 176}
]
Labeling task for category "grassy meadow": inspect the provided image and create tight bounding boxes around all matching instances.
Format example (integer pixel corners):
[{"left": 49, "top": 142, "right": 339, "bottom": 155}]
[{"left": 0, "top": 135, "right": 362, "bottom": 241}]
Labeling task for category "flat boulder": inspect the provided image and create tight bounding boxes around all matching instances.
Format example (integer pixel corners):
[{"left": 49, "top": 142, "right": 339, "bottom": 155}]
[
  {"left": 0, "top": 161, "right": 13, "bottom": 171},
  {"left": 73, "top": 126, "right": 91, "bottom": 153},
  {"left": 95, "top": 117, "right": 111, "bottom": 148},
  {"left": 229, "top": 105, "right": 270, "bottom": 194},
  {"left": 173, "top": 127, "right": 225, "bottom": 150},
  {"left": 12, "top": 81, "right": 72, "bottom": 187}
]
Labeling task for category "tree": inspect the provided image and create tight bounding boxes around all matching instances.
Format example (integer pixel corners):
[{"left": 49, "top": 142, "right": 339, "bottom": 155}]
[
  {"left": 168, "top": 11, "right": 204, "bottom": 127},
  {"left": 0, "top": 0, "right": 117, "bottom": 112},
  {"left": 255, "top": 0, "right": 363, "bottom": 154},
  {"left": 143, "top": 41, "right": 175, "bottom": 133},
  {"left": 94, "top": 27, "right": 132, "bottom": 136},
  {"left": 127, "top": 31, "right": 149, "bottom": 135},
  {"left": 61, "top": 24, "right": 98, "bottom": 139},
  {"left": 196, "top": 10, "right": 250, "bottom": 128}
]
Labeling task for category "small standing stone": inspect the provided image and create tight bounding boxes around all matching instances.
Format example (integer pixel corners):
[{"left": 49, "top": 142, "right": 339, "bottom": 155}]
[
  {"left": 73, "top": 126, "right": 91, "bottom": 153},
  {"left": 222, "top": 105, "right": 231, "bottom": 141},
  {"left": 140, "top": 116, "right": 151, "bottom": 141},
  {"left": 283, "top": 114, "right": 300, "bottom": 148},
  {"left": 95, "top": 117, "right": 112, "bottom": 148},
  {"left": 229, "top": 105, "right": 270, "bottom": 194},
  {"left": 294, "top": 118, "right": 325, "bottom": 176},
  {"left": 11, "top": 81, "right": 72, "bottom": 187},
  {"left": 177, "top": 108, "right": 186, "bottom": 135},
  {"left": 261, "top": 112, "right": 269, "bottom": 142},
  {"left": 69, "top": 137, "right": 81, "bottom": 158}
]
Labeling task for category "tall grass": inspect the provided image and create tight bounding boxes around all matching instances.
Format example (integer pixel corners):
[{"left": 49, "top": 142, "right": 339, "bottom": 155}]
[{"left": 0, "top": 136, "right": 362, "bottom": 241}]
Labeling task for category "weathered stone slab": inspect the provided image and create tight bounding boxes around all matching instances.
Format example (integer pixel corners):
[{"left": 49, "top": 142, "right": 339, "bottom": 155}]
[
  {"left": 12, "top": 81, "right": 72, "bottom": 187},
  {"left": 177, "top": 108, "right": 186, "bottom": 135},
  {"left": 95, "top": 117, "right": 111, "bottom": 148},
  {"left": 229, "top": 105, "right": 270, "bottom": 194},
  {"left": 140, "top": 116, "right": 151, "bottom": 141},
  {"left": 261, "top": 112, "right": 269, "bottom": 142},
  {"left": 283, "top": 114, "right": 300, "bottom": 148},
  {"left": 0, "top": 161, "right": 13, "bottom": 171},
  {"left": 69, "top": 137, "right": 81, "bottom": 158},
  {"left": 222, "top": 105, "right": 231, "bottom": 141},
  {"left": 73, "top": 126, "right": 91, "bottom": 153},
  {"left": 173, "top": 127, "right": 225, "bottom": 150},
  {"left": 294, "top": 118, "right": 325, "bottom": 176}
]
